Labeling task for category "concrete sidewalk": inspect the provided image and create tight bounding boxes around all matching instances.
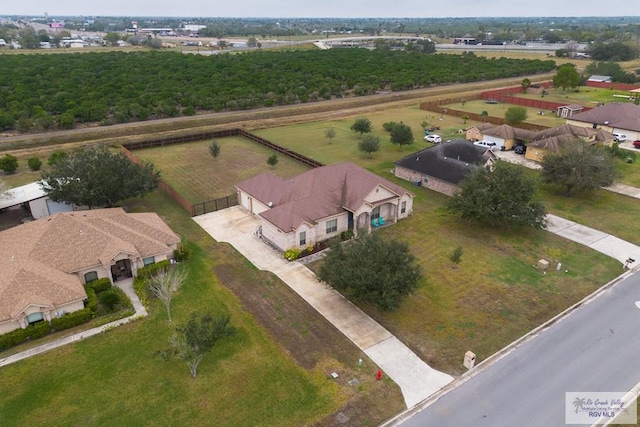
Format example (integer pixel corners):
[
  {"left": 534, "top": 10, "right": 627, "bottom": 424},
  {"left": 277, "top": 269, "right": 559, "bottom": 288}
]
[
  {"left": 0, "top": 278, "right": 147, "bottom": 369},
  {"left": 546, "top": 214, "right": 640, "bottom": 269},
  {"left": 193, "top": 207, "right": 453, "bottom": 408}
]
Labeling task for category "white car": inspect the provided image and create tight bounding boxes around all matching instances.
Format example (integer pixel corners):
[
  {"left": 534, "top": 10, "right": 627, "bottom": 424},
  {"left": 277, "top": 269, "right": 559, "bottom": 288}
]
[
  {"left": 474, "top": 140, "right": 498, "bottom": 149},
  {"left": 424, "top": 134, "right": 442, "bottom": 143},
  {"left": 613, "top": 133, "right": 627, "bottom": 142}
]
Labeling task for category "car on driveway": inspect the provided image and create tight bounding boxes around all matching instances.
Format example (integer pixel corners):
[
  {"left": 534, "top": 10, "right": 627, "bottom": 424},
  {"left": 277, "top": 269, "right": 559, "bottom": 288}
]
[
  {"left": 514, "top": 145, "right": 527, "bottom": 154},
  {"left": 474, "top": 140, "right": 498, "bottom": 150},
  {"left": 424, "top": 134, "right": 442, "bottom": 143},
  {"left": 632, "top": 140, "right": 640, "bottom": 149},
  {"left": 613, "top": 133, "right": 627, "bottom": 142}
]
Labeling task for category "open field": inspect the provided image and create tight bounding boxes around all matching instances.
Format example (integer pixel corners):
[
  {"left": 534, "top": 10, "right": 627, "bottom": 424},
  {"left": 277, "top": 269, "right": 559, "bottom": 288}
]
[
  {"left": 517, "top": 86, "right": 637, "bottom": 105},
  {"left": 0, "top": 189, "right": 403, "bottom": 427},
  {"left": 134, "top": 137, "right": 311, "bottom": 203},
  {"left": 123, "top": 126, "right": 620, "bottom": 376}
]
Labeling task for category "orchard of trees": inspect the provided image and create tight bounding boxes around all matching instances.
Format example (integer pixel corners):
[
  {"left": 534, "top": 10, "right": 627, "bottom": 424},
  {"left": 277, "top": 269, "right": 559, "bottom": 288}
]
[{"left": 0, "top": 50, "right": 555, "bottom": 132}]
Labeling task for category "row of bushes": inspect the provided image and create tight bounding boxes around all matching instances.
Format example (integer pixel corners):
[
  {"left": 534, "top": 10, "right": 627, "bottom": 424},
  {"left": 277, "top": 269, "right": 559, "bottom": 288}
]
[
  {"left": 0, "top": 321, "right": 51, "bottom": 352},
  {"left": 137, "top": 260, "right": 171, "bottom": 280},
  {"left": 50, "top": 308, "right": 93, "bottom": 331},
  {"left": 86, "top": 278, "right": 112, "bottom": 294},
  {"left": 133, "top": 276, "right": 150, "bottom": 309}
]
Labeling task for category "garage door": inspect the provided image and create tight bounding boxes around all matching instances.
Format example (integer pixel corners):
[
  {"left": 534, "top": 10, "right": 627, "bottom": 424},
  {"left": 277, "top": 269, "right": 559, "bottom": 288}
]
[{"left": 46, "top": 198, "right": 73, "bottom": 215}]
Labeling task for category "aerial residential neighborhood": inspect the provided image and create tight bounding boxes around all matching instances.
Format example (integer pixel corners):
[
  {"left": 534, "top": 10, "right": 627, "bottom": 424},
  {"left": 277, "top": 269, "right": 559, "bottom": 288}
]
[{"left": 0, "top": 7, "right": 640, "bottom": 427}]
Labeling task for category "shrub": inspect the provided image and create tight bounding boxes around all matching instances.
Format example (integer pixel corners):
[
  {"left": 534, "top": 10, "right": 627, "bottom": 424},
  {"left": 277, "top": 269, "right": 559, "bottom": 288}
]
[
  {"left": 27, "top": 157, "right": 42, "bottom": 171},
  {"left": 86, "top": 278, "right": 112, "bottom": 294},
  {"left": 137, "top": 260, "right": 170, "bottom": 280},
  {"left": 0, "top": 154, "right": 18, "bottom": 173},
  {"left": 99, "top": 290, "right": 121, "bottom": 312},
  {"left": 133, "top": 276, "right": 150, "bottom": 308},
  {"left": 173, "top": 245, "right": 191, "bottom": 262},
  {"left": 606, "top": 143, "right": 636, "bottom": 162},
  {"left": 111, "top": 286, "right": 133, "bottom": 310},
  {"left": 84, "top": 286, "right": 98, "bottom": 312},
  {"left": 284, "top": 248, "right": 302, "bottom": 261},
  {"left": 340, "top": 230, "right": 354, "bottom": 240},
  {"left": 382, "top": 121, "right": 400, "bottom": 132},
  {"left": 0, "top": 322, "right": 51, "bottom": 351},
  {"left": 51, "top": 308, "right": 92, "bottom": 331}
]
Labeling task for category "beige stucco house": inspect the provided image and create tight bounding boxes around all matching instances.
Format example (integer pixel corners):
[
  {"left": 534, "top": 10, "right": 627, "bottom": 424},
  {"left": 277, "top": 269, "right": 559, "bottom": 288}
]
[
  {"left": 524, "top": 124, "right": 612, "bottom": 162},
  {"left": 235, "top": 162, "right": 414, "bottom": 252},
  {"left": 0, "top": 208, "right": 180, "bottom": 335},
  {"left": 566, "top": 103, "right": 640, "bottom": 142}
]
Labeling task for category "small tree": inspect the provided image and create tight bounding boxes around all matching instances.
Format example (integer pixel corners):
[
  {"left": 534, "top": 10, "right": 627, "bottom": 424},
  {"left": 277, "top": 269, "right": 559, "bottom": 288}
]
[
  {"left": 480, "top": 111, "right": 489, "bottom": 122},
  {"left": 504, "top": 106, "right": 528, "bottom": 125},
  {"left": 389, "top": 123, "right": 414, "bottom": 150},
  {"left": 521, "top": 78, "right": 532, "bottom": 93},
  {"left": 449, "top": 246, "right": 463, "bottom": 266},
  {"left": 553, "top": 63, "right": 581, "bottom": 92},
  {"left": 0, "top": 154, "right": 18, "bottom": 174},
  {"left": 47, "top": 150, "right": 67, "bottom": 167},
  {"left": 317, "top": 232, "right": 422, "bottom": 311},
  {"left": 148, "top": 268, "right": 187, "bottom": 323},
  {"left": 27, "top": 157, "right": 42, "bottom": 171},
  {"left": 209, "top": 140, "right": 221, "bottom": 158},
  {"left": 350, "top": 118, "right": 372, "bottom": 136},
  {"left": 358, "top": 134, "right": 381, "bottom": 158},
  {"left": 540, "top": 140, "right": 617, "bottom": 194},
  {"left": 267, "top": 154, "right": 278, "bottom": 168},
  {"left": 448, "top": 161, "right": 546, "bottom": 229},
  {"left": 247, "top": 36, "right": 258, "bottom": 47},
  {"left": 324, "top": 126, "right": 336, "bottom": 143},
  {"left": 157, "top": 312, "right": 236, "bottom": 378},
  {"left": 461, "top": 114, "right": 470, "bottom": 124}
]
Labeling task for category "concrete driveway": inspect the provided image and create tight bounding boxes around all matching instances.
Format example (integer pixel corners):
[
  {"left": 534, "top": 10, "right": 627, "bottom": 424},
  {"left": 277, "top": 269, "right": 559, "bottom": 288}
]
[{"left": 193, "top": 206, "right": 453, "bottom": 408}]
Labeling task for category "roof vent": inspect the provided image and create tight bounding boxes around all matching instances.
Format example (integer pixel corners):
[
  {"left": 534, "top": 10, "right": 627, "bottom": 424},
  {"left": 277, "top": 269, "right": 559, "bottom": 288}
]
[{"left": 268, "top": 202, "right": 273, "bottom": 207}]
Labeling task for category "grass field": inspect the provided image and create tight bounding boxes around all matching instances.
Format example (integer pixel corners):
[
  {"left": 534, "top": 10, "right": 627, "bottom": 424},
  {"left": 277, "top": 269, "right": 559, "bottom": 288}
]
[
  {"left": 441, "top": 99, "right": 566, "bottom": 127},
  {"left": 516, "top": 86, "right": 636, "bottom": 105},
  {"left": 0, "top": 190, "right": 403, "bottom": 426},
  {"left": 128, "top": 118, "right": 621, "bottom": 376},
  {"left": 134, "top": 137, "right": 311, "bottom": 203}
]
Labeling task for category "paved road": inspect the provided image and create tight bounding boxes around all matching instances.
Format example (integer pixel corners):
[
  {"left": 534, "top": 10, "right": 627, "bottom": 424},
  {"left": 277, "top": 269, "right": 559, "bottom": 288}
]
[{"left": 393, "top": 271, "right": 640, "bottom": 427}]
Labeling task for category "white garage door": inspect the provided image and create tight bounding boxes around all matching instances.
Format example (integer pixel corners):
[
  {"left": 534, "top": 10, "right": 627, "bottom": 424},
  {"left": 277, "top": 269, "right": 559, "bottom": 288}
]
[{"left": 46, "top": 199, "right": 73, "bottom": 215}]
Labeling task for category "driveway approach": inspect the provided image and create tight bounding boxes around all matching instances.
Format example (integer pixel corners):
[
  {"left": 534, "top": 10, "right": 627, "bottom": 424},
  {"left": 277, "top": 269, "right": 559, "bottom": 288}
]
[{"left": 193, "top": 206, "right": 453, "bottom": 408}]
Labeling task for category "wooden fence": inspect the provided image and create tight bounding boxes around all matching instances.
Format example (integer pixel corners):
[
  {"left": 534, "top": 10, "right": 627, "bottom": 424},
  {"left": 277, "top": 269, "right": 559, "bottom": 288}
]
[
  {"left": 121, "top": 128, "right": 324, "bottom": 216},
  {"left": 586, "top": 81, "right": 640, "bottom": 91}
]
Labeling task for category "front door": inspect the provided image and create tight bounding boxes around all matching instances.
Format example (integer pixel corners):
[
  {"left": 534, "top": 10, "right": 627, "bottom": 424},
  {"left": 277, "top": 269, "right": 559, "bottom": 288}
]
[{"left": 112, "top": 259, "right": 133, "bottom": 281}]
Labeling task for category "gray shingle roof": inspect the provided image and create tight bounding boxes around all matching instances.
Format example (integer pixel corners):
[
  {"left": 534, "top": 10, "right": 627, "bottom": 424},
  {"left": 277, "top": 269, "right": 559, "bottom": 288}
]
[{"left": 569, "top": 103, "right": 640, "bottom": 132}]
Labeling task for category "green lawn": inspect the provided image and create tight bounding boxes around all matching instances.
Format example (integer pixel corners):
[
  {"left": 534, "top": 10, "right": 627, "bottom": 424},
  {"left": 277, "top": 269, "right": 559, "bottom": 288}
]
[
  {"left": 0, "top": 191, "right": 352, "bottom": 427},
  {"left": 441, "top": 99, "right": 566, "bottom": 127},
  {"left": 516, "top": 86, "right": 635, "bottom": 105}
]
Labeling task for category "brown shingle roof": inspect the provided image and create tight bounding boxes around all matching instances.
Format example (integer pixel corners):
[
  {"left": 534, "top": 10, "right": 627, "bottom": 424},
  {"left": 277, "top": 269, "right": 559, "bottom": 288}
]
[
  {"left": 0, "top": 208, "right": 180, "bottom": 323},
  {"left": 569, "top": 103, "right": 640, "bottom": 132},
  {"left": 236, "top": 163, "right": 411, "bottom": 232}
]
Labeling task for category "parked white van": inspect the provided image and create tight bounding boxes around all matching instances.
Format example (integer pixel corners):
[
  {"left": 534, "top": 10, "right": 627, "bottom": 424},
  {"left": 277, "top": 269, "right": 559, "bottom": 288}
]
[{"left": 473, "top": 140, "right": 498, "bottom": 150}]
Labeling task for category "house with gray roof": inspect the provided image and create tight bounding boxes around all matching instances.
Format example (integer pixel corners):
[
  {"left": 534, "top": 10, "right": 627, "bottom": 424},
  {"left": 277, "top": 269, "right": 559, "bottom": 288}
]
[
  {"left": 394, "top": 139, "right": 497, "bottom": 196},
  {"left": 235, "top": 162, "right": 414, "bottom": 252},
  {"left": 0, "top": 208, "right": 180, "bottom": 335},
  {"left": 566, "top": 103, "right": 640, "bottom": 141}
]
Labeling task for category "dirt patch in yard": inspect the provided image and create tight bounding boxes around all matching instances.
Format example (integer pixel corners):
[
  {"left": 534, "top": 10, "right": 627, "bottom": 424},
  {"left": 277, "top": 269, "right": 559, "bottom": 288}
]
[{"left": 213, "top": 252, "right": 404, "bottom": 426}]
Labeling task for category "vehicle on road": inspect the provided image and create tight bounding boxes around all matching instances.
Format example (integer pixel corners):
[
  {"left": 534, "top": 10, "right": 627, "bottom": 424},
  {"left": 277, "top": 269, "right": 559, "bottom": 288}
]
[
  {"left": 613, "top": 133, "right": 627, "bottom": 142},
  {"left": 424, "top": 134, "right": 442, "bottom": 143},
  {"left": 632, "top": 140, "right": 640, "bottom": 149}
]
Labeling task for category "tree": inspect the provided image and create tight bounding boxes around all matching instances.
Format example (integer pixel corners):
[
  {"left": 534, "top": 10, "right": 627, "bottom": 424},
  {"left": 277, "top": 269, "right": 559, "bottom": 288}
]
[
  {"left": 521, "top": 78, "right": 531, "bottom": 93},
  {"left": 389, "top": 123, "right": 414, "bottom": 150},
  {"left": 247, "top": 36, "right": 258, "bottom": 48},
  {"left": 480, "top": 111, "right": 489, "bottom": 122},
  {"left": 504, "top": 106, "right": 528, "bottom": 125},
  {"left": 148, "top": 268, "right": 187, "bottom": 323},
  {"left": 350, "top": 118, "right": 372, "bottom": 136},
  {"left": 358, "top": 134, "right": 381, "bottom": 158},
  {"left": 317, "top": 232, "right": 422, "bottom": 311},
  {"left": 584, "top": 61, "right": 637, "bottom": 83},
  {"left": 461, "top": 114, "right": 470, "bottom": 124},
  {"left": 0, "top": 154, "right": 18, "bottom": 173},
  {"left": 267, "top": 154, "right": 278, "bottom": 167},
  {"left": 209, "top": 140, "right": 221, "bottom": 158},
  {"left": 104, "top": 32, "right": 120, "bottom": 46},
  {"left": 324, "top": 126, "right": 336, "bottom": 143},
  {"left": 553, "top": 63, "right": 581, "bottom": 92},
  {"left": 157, "top": 312, "right": 236, "bottom": 378},
  {"left": 540, "top": 140, "right": 617, "bottom": 194},
  {"left": 47, "top": 150, "right": 67, "bottom": 167},
  {"left": 589, "top": 42, "right": 637, "bottom": 61},
  {"left": 40, "top": 145, "right": 159, "bottom": 208},
  {"left": 449, "top": 246, "right": 463, "bottom": 266},
  {"left": 27, "top": 157, "right": 42, "bottom": 171},
  {"left": 447, "top": 160, "right": 546, "bottom": 229}
]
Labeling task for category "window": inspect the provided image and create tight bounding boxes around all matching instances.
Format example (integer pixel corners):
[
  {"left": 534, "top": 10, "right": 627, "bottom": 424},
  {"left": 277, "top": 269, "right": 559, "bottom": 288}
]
[
  {"left": 371, "top": 207, "right": 380, "bottom": 220},
  {"left": 143, "top": 256, "right": 156, "bottom": 266},
  {"left": 26, "top": 312, "right": 44, "bottom": 324},
  {"left": 401, "top": 201, "right": 406, "bottom": 214},
  {"left": 326, "top": 219, "right": 337, "bottom": 234},
  {"left": 84, "top": 271, "right": 98, "bottom": 283},
  {"left": 299, "top": 231, "right": 306, "bottom": 246}
]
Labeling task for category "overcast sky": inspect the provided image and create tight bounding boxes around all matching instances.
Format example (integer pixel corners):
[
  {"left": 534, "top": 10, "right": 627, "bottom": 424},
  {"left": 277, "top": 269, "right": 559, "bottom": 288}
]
[{"left": 2, "top": 0, "right": 638, "bottom": 18}]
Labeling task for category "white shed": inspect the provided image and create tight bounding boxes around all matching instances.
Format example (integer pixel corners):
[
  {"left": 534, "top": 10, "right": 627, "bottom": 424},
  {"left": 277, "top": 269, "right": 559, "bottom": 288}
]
[{"left": 0, "top": 182, "right": 74, "bottom": 219}]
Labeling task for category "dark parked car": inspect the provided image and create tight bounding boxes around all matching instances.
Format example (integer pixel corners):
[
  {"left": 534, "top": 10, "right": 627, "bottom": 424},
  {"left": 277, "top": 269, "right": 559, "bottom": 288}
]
[{"left": 514, "top": 145, "right": 526, "bottom": 154}]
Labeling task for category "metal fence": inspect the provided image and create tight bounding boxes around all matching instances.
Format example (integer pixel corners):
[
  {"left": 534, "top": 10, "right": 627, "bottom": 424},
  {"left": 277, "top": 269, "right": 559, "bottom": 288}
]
[{"left": 192, "top": 194, "right": 238, "bottom": 216}]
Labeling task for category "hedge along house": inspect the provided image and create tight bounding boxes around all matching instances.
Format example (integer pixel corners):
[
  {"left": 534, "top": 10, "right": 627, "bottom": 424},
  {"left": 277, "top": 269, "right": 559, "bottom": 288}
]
[
  {"left": 394, "top": 139, "right": 497, "bottom": 196},
  {"left": 235, "top": 162, "right": 414, "bottom": 252},
  {"left": 0, "top": 208, "right": 180, "bottom": 335}
]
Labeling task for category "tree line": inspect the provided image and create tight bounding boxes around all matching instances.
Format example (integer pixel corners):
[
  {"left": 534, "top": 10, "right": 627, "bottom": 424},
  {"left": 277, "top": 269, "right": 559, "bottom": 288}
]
[{"left": 0, "top": 50, "right": 555, "bottom": 132}]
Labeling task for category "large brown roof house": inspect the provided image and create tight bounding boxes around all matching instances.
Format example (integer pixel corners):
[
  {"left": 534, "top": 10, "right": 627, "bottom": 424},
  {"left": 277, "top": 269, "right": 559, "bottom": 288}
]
[
  {"left": 566, "top": 103, "right": 640, "bottom": 141},
  {"left": 0, "top": 208, "right": 179, "bottom": 334},
  {"left": 235, "top": 162, "right": 414, "bottom": 252}
]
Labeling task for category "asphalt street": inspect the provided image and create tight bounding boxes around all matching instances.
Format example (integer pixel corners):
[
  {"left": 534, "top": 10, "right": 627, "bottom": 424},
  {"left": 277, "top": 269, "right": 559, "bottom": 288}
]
[{"left": 400, "top": 272, "right": 640, "bottom": 427}]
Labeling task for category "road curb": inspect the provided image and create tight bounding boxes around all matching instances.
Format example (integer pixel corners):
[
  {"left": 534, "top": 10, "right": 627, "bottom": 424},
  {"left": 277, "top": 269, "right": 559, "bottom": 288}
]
[{"left": 381, "top": 267, "right": 637, "bottom": 426}]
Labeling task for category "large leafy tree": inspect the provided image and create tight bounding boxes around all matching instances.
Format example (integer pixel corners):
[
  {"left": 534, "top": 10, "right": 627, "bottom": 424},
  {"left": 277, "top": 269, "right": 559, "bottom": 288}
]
[
  {"left": 389, "top": 123, "right": 415, "bottom": 150},
  {"left": 157, "top": 312, "right": 236, "bottom": 378},
  {"left": 358, "top": 134, "right": 381, "bottom": 158},
  {"left": 350, "top": 118, "right": 372, "bottom": 135},
  {"left": 40, "top": 145, "right": 160, "bottom": 208},
  {"left": 540, "top": 140, "right": 617, "bottom": 194},
  {"left": 504, "top": 106, "right": 528, "bottom": 125},
  {"left": 553, "top": 63, "right": 581, "bottom": 92},
  {"left": 447, "top": 160, "right": 546, "bottom": 229},
  {"left": 588, "top": 42, "right": 637, "bottom": 61},
  {"left": 317, "top": 232, "right": 422, "bottom": 311},
  {"left": 583, "top": 61, "right": 637, "bottom": 84}
]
